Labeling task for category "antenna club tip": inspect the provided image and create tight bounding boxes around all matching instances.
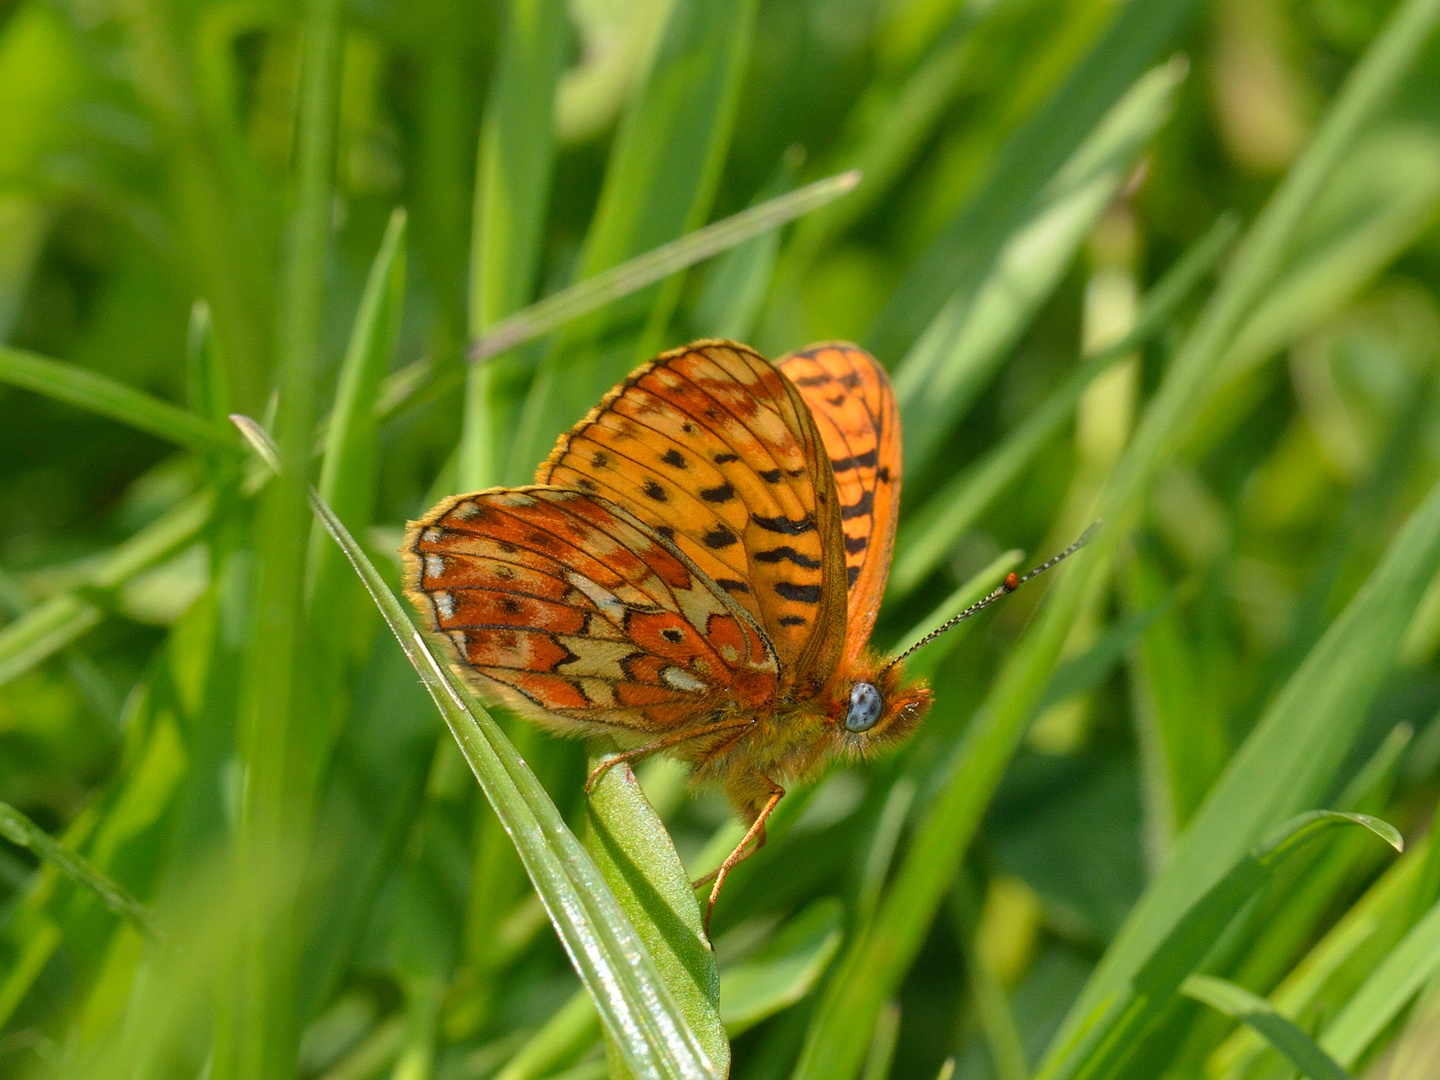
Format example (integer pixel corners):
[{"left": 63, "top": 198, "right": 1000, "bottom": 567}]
[{"left": 1003, "top": 572, "right": 1019, "bottom": 592}]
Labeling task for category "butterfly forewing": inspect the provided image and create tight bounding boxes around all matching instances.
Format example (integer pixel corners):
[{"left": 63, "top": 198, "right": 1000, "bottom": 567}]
[
  {"left": 404, "top": 487, "right": 780, "bottom": 735},
  {"left": 778, "top": 343, "right": 902, "bottom": 661},
  {"left": 540, "top": 340, "right": 849, "bottom": 689}
]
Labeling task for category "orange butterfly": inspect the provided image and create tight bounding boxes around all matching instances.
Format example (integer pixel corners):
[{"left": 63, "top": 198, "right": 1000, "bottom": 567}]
[{"left": 403, "top": 340, "right": 932, "bottom": 923}]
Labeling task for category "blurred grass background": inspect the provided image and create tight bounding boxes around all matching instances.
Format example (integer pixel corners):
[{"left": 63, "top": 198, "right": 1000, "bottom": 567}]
[{"left": 4, "top": 0, "right": 1440, "bottom": 1077}]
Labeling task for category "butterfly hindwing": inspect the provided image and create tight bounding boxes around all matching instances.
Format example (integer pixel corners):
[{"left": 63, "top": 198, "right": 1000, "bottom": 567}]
[
  {"left": 540, "top": 340, "right": 849, "bottom": 688},
  {"left": 403, "top": 486, "right": 780, "bottom": 735},
  {"left": 778, "top": 343, "right": 901, "bottom": 661}
]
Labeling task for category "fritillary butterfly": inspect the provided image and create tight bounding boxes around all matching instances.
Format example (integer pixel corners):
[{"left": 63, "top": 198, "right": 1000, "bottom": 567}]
[{"left": 403, "top": 340, "right": 930, "bottom": 924}]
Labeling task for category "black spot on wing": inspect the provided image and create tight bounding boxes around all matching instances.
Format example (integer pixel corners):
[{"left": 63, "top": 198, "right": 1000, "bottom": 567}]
[
  {"left": 661, "top": 449, "right": 686, "bottom": 468},
  {"left": 714, "top": 452, "right": 739, "bottom": 464},
  {"left": 844, "top": 534, "right": 869, "bottom": 555},
  {"left": 661, "top": 627, "right": 685, "bottom": 643},
  {"left": 700, "top": 483, "right": 735, "bottom": 503},
  {"left": 793, "top": 373, "right": 832, "bottom": 388},
  {"left": 642, "top": 479, "right": 668, "bottom": 502},
  {"left": 830, "top": 448, "right": 880, "bottom": 473},
  {"left": 591, "top": 451, "right": 611, "bottom": 468},
  {"left": 774, "top": 581, "right": 823, "bottom": 603},
  {"left": 752, "top": 512, "right": 817, "bottom": 535},
  {"left": 847, "top": 566, "right": 861, "bottom": 587},
  {"left": 704, "top": 526, "right": 739, "bottom": 549},
  {"left": 778, "top": 615, "right": 807, "bottom": 626},
  {"left": 758, "top": 468, "right": 782, "bottom": 483},
  {"left": 656, "top": 525, "right": 676, "bottom": 541},
  {"left": 714, "top": 578, "right": 750, "bottom": 594},
  {"left": 840, "top": 490, "right": 875, "bottom": 520},
  {"left": 754, "top": 546, "right": 822, "bottom": 568}
]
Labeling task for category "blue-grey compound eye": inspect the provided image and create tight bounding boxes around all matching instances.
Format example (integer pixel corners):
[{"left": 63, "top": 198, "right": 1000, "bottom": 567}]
[{"left": 845, "top": 682, "right": 884, "bottom": 732}]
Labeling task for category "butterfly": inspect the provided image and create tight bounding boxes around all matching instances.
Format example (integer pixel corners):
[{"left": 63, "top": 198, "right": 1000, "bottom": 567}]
[{"left": 402, "top": 339, "right": 1075, "bottom": 927}]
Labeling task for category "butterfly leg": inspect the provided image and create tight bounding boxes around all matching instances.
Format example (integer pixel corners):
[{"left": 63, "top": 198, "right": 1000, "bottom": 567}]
[
  {"left": 584, "top": 716, "right": 752, "bottom": 794},
  {"left": 702, "top": 780, "right": 784, "bottom": 935}
]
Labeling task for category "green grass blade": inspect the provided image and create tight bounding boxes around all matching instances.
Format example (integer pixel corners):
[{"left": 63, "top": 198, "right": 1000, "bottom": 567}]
[
  {"left": 1037, "top": 0, "right": 1440, "bottom": 1056},
  {"left": 470, "top": 172, "right": 858, "bottom": 364},
  {"left": 586, "top": 758, "right": 728, "bottom": 1074},
  {"left": 459, "top": 0, "right": 569, "bottom": 492},
  {"left": 0, "top": 800, "right": 160, "bottom": 938},
  {"left": 797, "top": 4, "right": 1438, "bottom": 1070},
  {"left": 508, "top": 0, "right": 761, "bottom": 476},
  {"left": 719, "top": 899, "right": 844, "bottom": 1037},
  {"left": 866, "top": 0, "right": 1203, "bottom": 360},
  {"left": 0, "top": 344, "right": 236, "bottom": 452},
  {"left": 0, "top": 492, "right": 213, "bottom": 687},
  {"left": 887, "top": 212, "right": 1237, "bottom": 598},
  {"left": 1181, "top": 976, "right": 1352, "bottom": 1080},
  {"left": 1321, "top": 898, "right": 1440, "bottom": 1068},
  {"left": 893, "top": 57, "right": 1184, "bottom": 477},
  {"left": 232, "top": 416, "right": 718, "bottom": 1080},
  {"left": 1043, "top": 812, "right": 1397, "bottom": 1080},
  {"left": 1052, "top": 458, "right": 1440, "bottom": 1062}
]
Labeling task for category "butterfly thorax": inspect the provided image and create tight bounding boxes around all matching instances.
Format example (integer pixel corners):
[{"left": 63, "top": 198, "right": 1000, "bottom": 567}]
[{"left": 679, "top": 653, "right": 933, "bottom": 821}]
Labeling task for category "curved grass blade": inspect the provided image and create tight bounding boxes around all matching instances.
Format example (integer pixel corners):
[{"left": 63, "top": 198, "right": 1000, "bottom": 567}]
[
  {"left": 1182, "top": 975, "right": 1351, "bottom": 1080},
  {"left": 887, "top": 212, "right": 1237, "bottom": 599},
  {"left": 469, "top": 171, "right": 858, "bottom": 363},
  {"left": 719, "top": 899, "right": 844, "bottom": 1037},
  {"left": 0, "top": 345, "right": 236, "bottom": 453},
  {"left": 1040, "top": 812, "right": 1398, "bottom": 1080},
  {"left": 231, "top": 415, "right": 717, "bottom": 1080},
  {"left": 0, "top": 800, "right": 161, "bottom": 939}
]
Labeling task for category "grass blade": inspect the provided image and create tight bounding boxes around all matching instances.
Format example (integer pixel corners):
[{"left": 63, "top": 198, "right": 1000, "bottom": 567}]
[
  {"left": 1321, "top": 898, "right": 1440, "bottom": 1068},
  {"left": 0, "top": 344, "right": 236, "bottom": 452},
  {"left": 866, "top": 0, "right": 1203, "bottom": 360},
  {"left": 887, "top": 212, "right": 1237, "bottom": 598},
  {"left": 1042, "top": 812, "right": 1398, "bottom": 1080},
  {"left": 1182, "top": 976, "right": 1351, "bottom": 1080},
  {"left": 587, "top": 758, "right": 728, "bottom": 1073},
  {"left": 0, "top": 492, "right": 213, "bottom": 687},
  {"left": 232, "top": 416, "right": 718, "bottom": 1080},
  {"left": 469, "top": 171, "right": 858, "bottom": 364},
  {"left": 893, "top": 57, "right": 1185, "bottom": 477},
  {"left": 0, "top": 800, "right": 160, "bottom": 938}
]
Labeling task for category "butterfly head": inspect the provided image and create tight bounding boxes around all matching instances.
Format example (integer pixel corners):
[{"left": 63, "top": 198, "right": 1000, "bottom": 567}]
[{"left": 829, "top": 659, "right": 932, "bottom": 759}]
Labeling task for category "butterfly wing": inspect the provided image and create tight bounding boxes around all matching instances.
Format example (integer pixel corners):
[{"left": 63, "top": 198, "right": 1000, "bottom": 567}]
[
  {"left": 539, "top": 340, "right": 849, "bottom": 689},
  {"left": 403, "top": 487, "right": 780, "bottom": 736},
  {"left": 778, "top": 343, "right": 901, "bottom": 662}
]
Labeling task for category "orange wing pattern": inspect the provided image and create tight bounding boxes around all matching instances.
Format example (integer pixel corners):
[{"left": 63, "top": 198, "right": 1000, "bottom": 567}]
[
  {"left": 778, "top": 343, "right": 901, "bottom": 661},
  {"left": 540, "top": 341, "right": 849, "bottom": 689},
  {"left": 403, "top": 487, "right": 779, "bottom": 735}
]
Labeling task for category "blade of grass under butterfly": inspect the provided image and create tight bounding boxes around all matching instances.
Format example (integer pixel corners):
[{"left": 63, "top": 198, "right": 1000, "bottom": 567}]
[
  {"left": 586, "top": 758, "right": 728, "bottom": 1074},
  {"left": 0, "top": 800, "right": 160, "bottom": 939},
  {"left": 1182, "top": 976, "right": 1351, "bottom": 1080},
  {"left": 376, "top": 171, "right": 860, "bottom": 423},
  {"left": 796, "top": 6, "right": 1440, "bottom": 1075},
  {"left": 231, "top": 416, "right": 716, "bottom": 1080},
  {"left": 0, "top": 345, "right": 236, "bottom": 452},
  {"left": 887, "top": 212, "right": 1237, "bottom": 599}
]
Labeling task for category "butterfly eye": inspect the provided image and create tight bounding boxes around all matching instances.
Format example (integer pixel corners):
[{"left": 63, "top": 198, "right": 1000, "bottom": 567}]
[{"left": 845, "top": 682, "right": 884, "bottom": 732}]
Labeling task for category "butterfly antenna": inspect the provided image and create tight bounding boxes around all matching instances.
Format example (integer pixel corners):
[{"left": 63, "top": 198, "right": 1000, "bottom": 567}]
[{"left": 883, "top": 521, "right": 1100, "bottom": 675}]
